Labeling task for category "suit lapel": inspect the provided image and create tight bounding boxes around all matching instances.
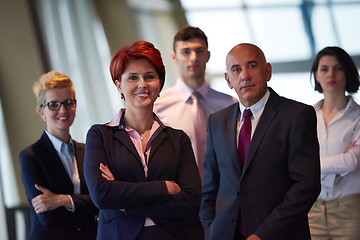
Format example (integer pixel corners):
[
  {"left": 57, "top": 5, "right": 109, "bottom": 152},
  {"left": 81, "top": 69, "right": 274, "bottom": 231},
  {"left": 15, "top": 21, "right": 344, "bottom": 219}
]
[
  {"left": 242, "top": 89, "right": 280, "bottom": 175},
  {"left": 35, "top": 132, "right": 74, "bottom": 192},
  {"left": 112, "top": 128, "right": 142, "bottom": 164},
  {"left": 148, "top": 129, "right": 166, "bottom": 162},
  {"left": 74, "top": 141, "right": 86, "bottom": 193},
  {"left": 224, "top": 104, "right": 242, "bottom": 177}
]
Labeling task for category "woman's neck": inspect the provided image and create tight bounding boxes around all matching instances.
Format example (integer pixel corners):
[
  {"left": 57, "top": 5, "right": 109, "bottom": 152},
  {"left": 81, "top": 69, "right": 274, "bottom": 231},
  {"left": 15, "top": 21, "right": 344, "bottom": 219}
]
[
  {"left": 321, "top": 93, "right": 348, "bottom": 127},
  {"left": 322, "top": 92, "right": 348, "bottom": 112},
  {"left": 123, "top": 108, "right": 154, "bottom": 134},
  {"left": 48, "top": 129, "right": 70, "bottom": 144}
]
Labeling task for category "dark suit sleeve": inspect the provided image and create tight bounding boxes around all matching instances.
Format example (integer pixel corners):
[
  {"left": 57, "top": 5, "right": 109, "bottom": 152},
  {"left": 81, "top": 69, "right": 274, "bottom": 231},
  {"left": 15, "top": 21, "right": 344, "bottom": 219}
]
[
  {"left": 19, "top": 142, "right": 98, "bottom": 227},
  {"left": 84, "top": 125, "right": 169, "bottom": 210},
  {"left": 125, "top": 132, "right": 202, "bottom": 218},
  {"left": 255, "top": 105, "right": 321, "bottom": 238},
  {"left": 199, "top": 113, "right": 220, "bottom": 232}
]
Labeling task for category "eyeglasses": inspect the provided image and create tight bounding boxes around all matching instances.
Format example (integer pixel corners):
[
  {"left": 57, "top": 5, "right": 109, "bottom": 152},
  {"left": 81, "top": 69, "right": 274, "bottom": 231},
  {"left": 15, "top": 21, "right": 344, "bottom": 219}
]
[{"left": 41, "top": 99, "right": 77, "bottom": 111}]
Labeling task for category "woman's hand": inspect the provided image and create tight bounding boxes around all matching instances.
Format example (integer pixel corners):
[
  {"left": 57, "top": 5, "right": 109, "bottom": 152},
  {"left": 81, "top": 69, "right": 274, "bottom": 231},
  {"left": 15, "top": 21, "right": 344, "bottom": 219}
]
[
  {"left": 345, "top": 140, "right": 358, "bottom": 153},
  {"left": 31, "top": 184, "right": 72, "bottom": 214},
  {"left": 165, "top": 181, "right": 181, "bottom": 195},
  {"left": 247, "top": 234, "right": 261, "bottom": 240},
  {"left": 100, "top": 163, "right": 114, "bottom": 181}
]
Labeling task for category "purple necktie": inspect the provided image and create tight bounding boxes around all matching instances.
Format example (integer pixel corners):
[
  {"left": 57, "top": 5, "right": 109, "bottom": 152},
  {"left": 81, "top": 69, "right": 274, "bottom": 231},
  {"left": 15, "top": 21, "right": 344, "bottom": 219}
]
[
  {"left": 237, "top": 109, "right": 252, "bottom": 237},
  {"left": 191, "top": 91, "right": 207, "bottom": 180},
  {"left": 238, "top": 109, "right": 253, "bottom": 172}
]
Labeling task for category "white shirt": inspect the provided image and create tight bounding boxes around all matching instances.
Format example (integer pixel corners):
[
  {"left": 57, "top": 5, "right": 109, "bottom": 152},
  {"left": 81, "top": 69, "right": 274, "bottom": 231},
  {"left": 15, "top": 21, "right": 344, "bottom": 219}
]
[
  {"left": 237, "top": 90, "right": 270, "bottom": 142},
  {"left": 45, "top": 131, "right": 81, "bottom": 211},
  {"left": 314, "top": 97, "right": 360, "bottom": 200},
  {"left": 153, "top": 79, "right": 237, "bottom": 167}
]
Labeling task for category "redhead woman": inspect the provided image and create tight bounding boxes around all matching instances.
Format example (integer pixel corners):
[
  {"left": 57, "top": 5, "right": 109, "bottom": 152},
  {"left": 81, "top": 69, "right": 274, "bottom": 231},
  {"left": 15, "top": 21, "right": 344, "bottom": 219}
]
[
  {"left": 84, "top": 41, "right": 201, "bottom": 240},
  {"left": 308, "top": 46, "right": 360, "bottom": 240},
  {"left": 19, "top": 71, "right": 98, "bottom": 240}
]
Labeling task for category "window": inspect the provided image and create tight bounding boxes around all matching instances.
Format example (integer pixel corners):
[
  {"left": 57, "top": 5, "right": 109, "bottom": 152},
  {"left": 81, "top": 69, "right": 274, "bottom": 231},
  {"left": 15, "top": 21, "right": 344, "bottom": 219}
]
[{"left": 181, "top": 0, "right": 360, "bottom": 104}]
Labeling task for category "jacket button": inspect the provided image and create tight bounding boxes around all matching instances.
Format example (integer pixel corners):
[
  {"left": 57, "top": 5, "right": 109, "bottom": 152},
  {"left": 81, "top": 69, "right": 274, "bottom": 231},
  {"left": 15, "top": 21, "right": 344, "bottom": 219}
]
[{"left": 231, "top": 219, "right": 237, "bottom": 224}]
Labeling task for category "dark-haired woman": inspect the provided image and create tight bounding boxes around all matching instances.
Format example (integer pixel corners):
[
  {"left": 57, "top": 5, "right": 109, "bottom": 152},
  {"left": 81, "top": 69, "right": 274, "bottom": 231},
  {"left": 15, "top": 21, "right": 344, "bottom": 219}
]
[{"left": 308, "top": 46, "right": 360, "bottom": 240}]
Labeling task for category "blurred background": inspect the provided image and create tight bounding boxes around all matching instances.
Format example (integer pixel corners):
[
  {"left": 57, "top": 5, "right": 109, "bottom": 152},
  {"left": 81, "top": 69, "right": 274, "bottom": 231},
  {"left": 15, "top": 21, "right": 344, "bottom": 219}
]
[{"left": 1, "top": 0, "right": 359, "bottom": 239}]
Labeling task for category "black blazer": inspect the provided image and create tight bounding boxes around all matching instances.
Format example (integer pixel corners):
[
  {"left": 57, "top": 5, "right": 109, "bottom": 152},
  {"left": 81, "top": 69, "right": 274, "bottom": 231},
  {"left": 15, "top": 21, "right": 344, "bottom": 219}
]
[
  {"left": 199, "top": 88, "right": 321, "bottom": 240},
  {"left": 84, "top": 121, "right": 202, "bottom": 240},
  {"left": 19, "top": 132, "right": 98, "bottom": 240}
]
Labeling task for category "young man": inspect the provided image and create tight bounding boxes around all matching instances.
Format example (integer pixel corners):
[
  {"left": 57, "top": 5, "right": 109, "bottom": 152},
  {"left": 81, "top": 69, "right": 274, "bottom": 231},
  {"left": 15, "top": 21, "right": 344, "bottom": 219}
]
[
  {"left": 154, "top": 26, "right": 237, "bottom": 180},
  {"left": 199, "top": 43, "right": 321, "bottom": 240},
  {"left": 154, "top": 26, "right": 237, "bottom": 240}
]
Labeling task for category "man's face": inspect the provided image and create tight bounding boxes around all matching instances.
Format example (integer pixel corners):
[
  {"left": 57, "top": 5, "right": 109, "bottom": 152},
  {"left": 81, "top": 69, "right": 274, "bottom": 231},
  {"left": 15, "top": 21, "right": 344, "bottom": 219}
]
[
  {"left": 172, "top": 38, "right": 210, "bottom": 85},
  {"left": 225, "top": 44, "right": 272, "bottom": 107}
]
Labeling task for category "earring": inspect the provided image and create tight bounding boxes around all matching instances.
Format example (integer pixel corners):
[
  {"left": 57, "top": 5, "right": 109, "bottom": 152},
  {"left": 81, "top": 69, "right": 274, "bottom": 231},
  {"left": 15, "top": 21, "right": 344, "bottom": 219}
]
[
  {"left": 121, "top": 94, "right": 125, "bottom": 100},
  {"left": 42, "top": 117, "right": 46, "bottom": 122}
]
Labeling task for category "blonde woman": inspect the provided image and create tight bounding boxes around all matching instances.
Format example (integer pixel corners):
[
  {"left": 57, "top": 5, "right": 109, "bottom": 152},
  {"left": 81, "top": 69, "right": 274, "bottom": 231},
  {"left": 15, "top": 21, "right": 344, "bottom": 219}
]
[{"left": 19, "top": 71, "right": 98, "bottom": 240}]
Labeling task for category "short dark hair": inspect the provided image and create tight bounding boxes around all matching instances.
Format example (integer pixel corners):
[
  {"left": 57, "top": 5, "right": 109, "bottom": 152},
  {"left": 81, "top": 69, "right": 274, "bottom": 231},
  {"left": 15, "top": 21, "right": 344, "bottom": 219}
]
[
  {"left": 110, "top": 41, "right": 165, "bottom": 91},
  {"left": 311, "top": 46, "right": 359, "bottom": 93},
  {"left": 173, "top": 26, "right": 208, "bottom": 52}
]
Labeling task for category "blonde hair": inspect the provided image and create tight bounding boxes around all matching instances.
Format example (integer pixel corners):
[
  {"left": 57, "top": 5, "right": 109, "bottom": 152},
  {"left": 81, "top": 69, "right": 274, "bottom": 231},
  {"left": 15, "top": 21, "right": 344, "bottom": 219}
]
[{"left": 33, "top": 71, "right": 74, "bottom": 108}]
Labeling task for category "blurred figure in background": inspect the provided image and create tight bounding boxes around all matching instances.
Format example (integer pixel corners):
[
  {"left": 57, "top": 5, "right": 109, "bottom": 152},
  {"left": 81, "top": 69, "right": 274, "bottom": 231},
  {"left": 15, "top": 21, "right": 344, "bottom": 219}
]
[
  {"left": 19, "top": 71, "right": 98, "bottom": 240},
  {"left": 154, "top": 26, "right": 237, "bottom": 240},
  {"left": 154, "top": 26, "right": 237, "bottom": 182},
  {"left": 308, "top": 46, "right": 360, "bottom": 240}
]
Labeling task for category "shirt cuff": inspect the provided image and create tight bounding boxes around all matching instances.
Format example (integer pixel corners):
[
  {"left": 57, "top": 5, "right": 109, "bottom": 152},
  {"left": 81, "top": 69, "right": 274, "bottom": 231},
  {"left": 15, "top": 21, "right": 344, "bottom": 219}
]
[{"left": 65, "top": 195, "right": 75, "bottom": 212}]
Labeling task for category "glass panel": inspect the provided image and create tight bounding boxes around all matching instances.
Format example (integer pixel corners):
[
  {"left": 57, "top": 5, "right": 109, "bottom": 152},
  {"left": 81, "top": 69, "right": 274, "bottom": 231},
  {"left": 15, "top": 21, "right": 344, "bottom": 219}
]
[
  {"left": 332, "top": 0, "right": 360, "bottom": 2},
  {"left": 180, "top": 0, "right": 240, "bottom": 9},
  {"left": 334, "top": 5, "right": 360, "bottom": 54},
  {"left": 244, "top": 0, "right": 301, "bottom": 6},
  {"left": 312, "top": 6, "right": 338, "bottom": 52},
  {"left": 209, "top": 76, "right": 239, "bottom": 98},
  {"left": 248, "top": 8, "right": 311, "bottom": 62},
  {"left": 186, "top": 10, "right": 252, "bottom": 73},
  {"left": 268, "top": 72, "right": 323, "bottom": 105},
  {"left": 209, "top": 72, "right": 329, "bottom": 106}
]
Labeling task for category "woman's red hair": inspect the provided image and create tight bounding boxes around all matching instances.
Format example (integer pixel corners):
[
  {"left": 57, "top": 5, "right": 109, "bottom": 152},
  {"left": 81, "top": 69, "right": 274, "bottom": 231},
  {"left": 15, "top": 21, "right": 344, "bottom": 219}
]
[{"left": 110, "top": 41, "right": 165, "bottom": 90}]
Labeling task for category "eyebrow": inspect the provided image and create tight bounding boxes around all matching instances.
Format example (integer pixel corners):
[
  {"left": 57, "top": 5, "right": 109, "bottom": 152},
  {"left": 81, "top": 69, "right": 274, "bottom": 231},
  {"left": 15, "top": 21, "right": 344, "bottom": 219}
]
[
  {"left": 230, "top": 64, "right": 241, "bottom": 71},
  {"left": 230, "top": 60, "right": 257, "bottom": 71},
  {"left": 319, "top": 63, "right": 342, "bottom": 67},
  {"left": 128, "top": 71, "right": 156, "bottom": 74},
  {"left": 181, "top": 46, "right": 206, "bottom": 51}
]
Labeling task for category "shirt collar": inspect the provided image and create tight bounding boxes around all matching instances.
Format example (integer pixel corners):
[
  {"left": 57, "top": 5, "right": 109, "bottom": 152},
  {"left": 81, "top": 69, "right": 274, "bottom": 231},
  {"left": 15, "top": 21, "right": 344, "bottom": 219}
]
[
  {"left": 108, "top": 108, "right": 166, "bottom": 130},
  {"left": 45, "top": 130, "right": 74, "bottom": 154},
  {"left": 313, "top": 99, "right": 323, "bottom": 111},
  {"left": 115, "top": 109, "right": 166, "bottom": 150},
  {"left": 174, "top": 78, "right": 209, "bottom": 102},
  {"left": 346, "top": 96, "right": 360, "bottom": 112},
  {"left": 314, "top": 96, "right": 360, "bottom": 113},
  {"left": 238, "top": 89, "right": 270, "bottom": 120}
]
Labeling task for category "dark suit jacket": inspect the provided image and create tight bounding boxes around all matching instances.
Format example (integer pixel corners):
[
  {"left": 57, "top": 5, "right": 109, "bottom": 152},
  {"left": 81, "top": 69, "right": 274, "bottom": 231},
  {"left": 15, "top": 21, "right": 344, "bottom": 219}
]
[
  {"left": 19, "top": 132, "right": 98, "bottom": 240},
  {"left": 84, "top": 120, "right": 202, "bottom": 240},
  {"left": 199, "top": 88, "right": 321, "bottom": 240}
]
